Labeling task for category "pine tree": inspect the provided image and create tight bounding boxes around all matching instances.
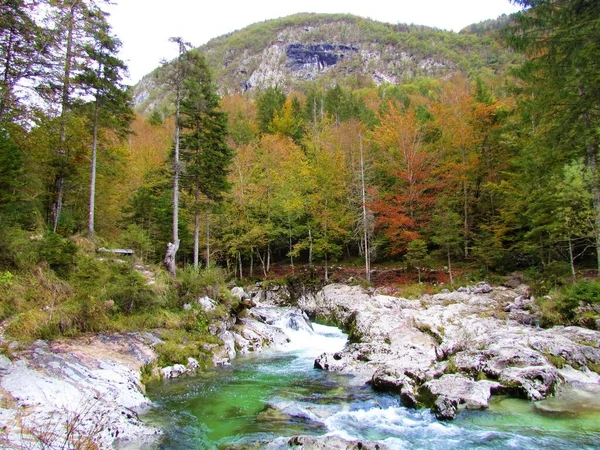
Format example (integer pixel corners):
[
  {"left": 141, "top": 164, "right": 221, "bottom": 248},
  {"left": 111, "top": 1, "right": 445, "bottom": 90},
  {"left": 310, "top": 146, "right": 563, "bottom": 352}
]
[
  {"left": 0, "top": 0, "right": 50, "bottom": 123},
  {"left": 179, "top": 50, "right": 233, "bottom": 269},
  {"left": 75, "top": 8, "right": 133, "bottom": 239},
  {"left": 506, "top": 0, "right": 600, "bottom": 271}
]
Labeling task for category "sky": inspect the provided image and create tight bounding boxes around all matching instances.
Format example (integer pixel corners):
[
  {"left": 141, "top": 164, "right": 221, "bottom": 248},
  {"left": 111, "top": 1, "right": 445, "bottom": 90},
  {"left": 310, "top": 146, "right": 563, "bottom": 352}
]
[{"left": 105, "top": 0, "right": 523, "bottom": 85}]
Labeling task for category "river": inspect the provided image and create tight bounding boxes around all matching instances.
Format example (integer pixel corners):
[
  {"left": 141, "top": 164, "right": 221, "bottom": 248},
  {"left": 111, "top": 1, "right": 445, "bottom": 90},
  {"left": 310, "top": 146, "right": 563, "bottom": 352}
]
[{"left": 145, "top": 322, "right": 600, "bottom": 449}]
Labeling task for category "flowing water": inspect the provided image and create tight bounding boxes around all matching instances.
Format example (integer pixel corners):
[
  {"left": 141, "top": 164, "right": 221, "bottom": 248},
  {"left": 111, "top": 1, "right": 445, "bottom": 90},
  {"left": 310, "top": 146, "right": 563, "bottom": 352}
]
[{"left": 145, "top": 323, "right": 600, "bottom": 449}]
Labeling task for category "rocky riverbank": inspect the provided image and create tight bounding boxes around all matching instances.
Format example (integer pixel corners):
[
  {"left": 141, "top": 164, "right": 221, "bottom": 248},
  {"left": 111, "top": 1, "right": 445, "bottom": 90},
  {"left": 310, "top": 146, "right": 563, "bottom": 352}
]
[
  {"left": 254, "top": 282, "right": 600, "bottom": 420},
  {"left": 0, "top": 291, "right": 316, "bottom": 449},
  {"left": 0, "top": 333, "right": 160, "bottom": 449},
  {"left": 2, "top": 281, "right": 599, "bottom": 449}
]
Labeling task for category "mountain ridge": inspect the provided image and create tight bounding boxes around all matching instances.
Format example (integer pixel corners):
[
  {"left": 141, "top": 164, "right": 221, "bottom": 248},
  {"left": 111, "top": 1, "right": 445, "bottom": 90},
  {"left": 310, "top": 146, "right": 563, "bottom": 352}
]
[{"left": 133, "top": 13, "right": 518, "bottom": 114}]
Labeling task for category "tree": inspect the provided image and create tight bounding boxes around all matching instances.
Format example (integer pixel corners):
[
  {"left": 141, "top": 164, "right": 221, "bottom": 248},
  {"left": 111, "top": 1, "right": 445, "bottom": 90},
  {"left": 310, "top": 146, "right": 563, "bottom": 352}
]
[
  {"left": 179, "top": 50, "right": 233, "bottom": 269},
  {"left": 507, "top": 0, "right": 600, "bottom": 271},
  {"left": 431, "top": 204, "right": 462, "bottom": 286},
  {"left": 431, "top": 76, "right": 480, "bottom": 258},
  {"left": 0, "top": 130, "right": 29, "bottom": 224},
  {"left": 76, "top": 8, "right": 133, "bottom": 239},
  {"left": 160, "top": 37, "right": 191, "bottom": 276},
  {"left": 0, "top": 0, "right": 50, "bottom": 123},
  {"left": 370, "top": 103, "right": 440, "bottom": 255},
  {"left": 406, "top": 239, "right": 428, "bottom": 283},
  {"left": 256, "top": 86, "right": 285, "bottom": 134},
  {"left": 269, "top": 96, "right": 303, "bottom": 142},
  {"left": 303, "top": 119, "right": 353, "bottom": 281},
  {"left": 30, "top": 0, "right": 121, "bottom": 233}
]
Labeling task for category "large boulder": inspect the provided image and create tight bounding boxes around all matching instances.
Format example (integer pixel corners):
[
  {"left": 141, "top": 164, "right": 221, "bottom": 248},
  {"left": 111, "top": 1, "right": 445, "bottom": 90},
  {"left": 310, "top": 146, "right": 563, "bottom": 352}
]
[{"left": 419, "top": 374, "right": 500, "bottom": 419}]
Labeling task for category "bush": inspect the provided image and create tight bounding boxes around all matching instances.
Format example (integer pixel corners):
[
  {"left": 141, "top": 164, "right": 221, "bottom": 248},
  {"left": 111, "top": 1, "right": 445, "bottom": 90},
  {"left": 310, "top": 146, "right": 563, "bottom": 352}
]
[
  {"left": 38, "top": 232, "right": 77, "bottom": 277},
  {"left": 524, "top": 262, "right": 570, "bottom": 297},
  {"left": 120, "top": 224, "right": 154, "bottom": 262},
  {"left": 565, "top": 280, "right": 600, "bottom": 305},
  {"left": 0, "top": 226, "right": 39, "bottom": 269},
  {"left": 176, "top": 266, "right": 233, "bottom": 307},
  {"left": 105, "top": 264, "right": 159, "bottom": 314}
]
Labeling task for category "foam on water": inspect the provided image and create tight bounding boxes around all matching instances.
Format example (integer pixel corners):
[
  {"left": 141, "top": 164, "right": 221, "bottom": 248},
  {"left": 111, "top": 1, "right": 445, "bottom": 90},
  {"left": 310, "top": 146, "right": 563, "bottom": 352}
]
[
  {"left": 277, "top": 322, "right": 348, "bottom": 357},
  {"left": 146, "top": 317, "right": 600, "bottom": 450}
]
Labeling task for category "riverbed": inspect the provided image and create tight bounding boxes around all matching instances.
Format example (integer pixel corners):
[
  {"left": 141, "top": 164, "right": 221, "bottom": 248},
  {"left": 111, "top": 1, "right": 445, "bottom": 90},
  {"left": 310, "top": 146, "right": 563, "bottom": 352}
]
[{"left": 145, "top": 323, "right": 600, "bottom": 449}]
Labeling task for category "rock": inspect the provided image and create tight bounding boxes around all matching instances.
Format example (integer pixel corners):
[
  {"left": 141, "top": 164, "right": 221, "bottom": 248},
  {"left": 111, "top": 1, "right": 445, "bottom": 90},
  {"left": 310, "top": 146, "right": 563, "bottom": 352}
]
[
  {"left": 231, "top": 286, "right": 248, "bottom": 300},
  {"left": 371, "top": 367, "right": 418, "bottom": 408},
  {"left": 285, "top": 435, "right": 389, "bottom": 450},
  {"left": 314, "top": 352, "right": 347, "bottom": 371},
  {"left": 498, "top": 365, "right": 560, "bottom": 400},
  {"left": 0, "top": 334, "right": 160, "bottom": 449},
  {"left": 197, "top": 296, "right": 216, "bottom": 312},
  {"left": 285, "top": 282, "right": 600, "bottom": 421},
  {"left": 161, "top": 364, "right": 187, "bottom": 379},
  {"left": 183, "top": 303, "right": 192, "bottom": 311},
  {"left": 473, "top": 283, "right": 492, "bottom": 294},
  {"left": 420, "top": 374, "right": 498, "bottom": 413},
  {"left": 219, "top": 331, "right": 237, "bottom": 360},
  {"left": 248, "top": 307, "right": 313, "bottom": 334},
  {"left": 433, "top": 397, "right": 458, "bottom": 420},
  {"left": 186, "top": 357, "right": 199, "bottom": 371}
]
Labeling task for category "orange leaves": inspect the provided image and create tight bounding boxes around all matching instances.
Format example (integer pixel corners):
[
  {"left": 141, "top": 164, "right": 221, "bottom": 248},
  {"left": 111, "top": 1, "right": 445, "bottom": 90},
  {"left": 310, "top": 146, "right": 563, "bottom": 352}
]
[{"left": 369, "top": 102, "right": 441, "bottom": 253}]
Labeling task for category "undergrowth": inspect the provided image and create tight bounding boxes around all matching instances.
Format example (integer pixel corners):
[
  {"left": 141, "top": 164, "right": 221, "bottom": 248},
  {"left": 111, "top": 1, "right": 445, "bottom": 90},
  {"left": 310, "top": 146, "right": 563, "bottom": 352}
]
[{"left": 0, "top": 233, "right": 236, "bottom": 367}]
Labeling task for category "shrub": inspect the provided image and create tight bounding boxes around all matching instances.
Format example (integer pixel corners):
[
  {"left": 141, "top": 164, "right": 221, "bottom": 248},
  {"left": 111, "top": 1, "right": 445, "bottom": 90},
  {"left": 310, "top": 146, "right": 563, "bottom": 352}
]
[
  {"left": 38, "top": 232, "right": 77, "bottom": 277},
  {"left": 120, "top": 224, "right": 154, "bottom": 262},
  {"left": 104, "top": 264, "right": 158, "bottom": 314},
  {"left": 176, "top": 266, "right": 233, "bottom": 307},
  {"left": 565, "top": 280, "right": 600, "bottom": 305},
  {"left": 0, "top": 226, "right": 39, "bottom": 269}
]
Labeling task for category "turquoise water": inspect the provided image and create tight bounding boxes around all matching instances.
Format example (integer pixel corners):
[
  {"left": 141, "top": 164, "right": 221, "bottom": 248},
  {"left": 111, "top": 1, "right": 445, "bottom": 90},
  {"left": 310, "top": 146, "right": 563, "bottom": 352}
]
[{"left": 145, "top": 324, "right": 600, "bottom": 449}]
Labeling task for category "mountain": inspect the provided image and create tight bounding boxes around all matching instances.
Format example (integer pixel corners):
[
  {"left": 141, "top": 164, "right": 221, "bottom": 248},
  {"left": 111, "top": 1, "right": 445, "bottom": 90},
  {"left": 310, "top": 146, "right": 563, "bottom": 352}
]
[{"left": 133, "top": 13, "right": 518, "bottom": 114}]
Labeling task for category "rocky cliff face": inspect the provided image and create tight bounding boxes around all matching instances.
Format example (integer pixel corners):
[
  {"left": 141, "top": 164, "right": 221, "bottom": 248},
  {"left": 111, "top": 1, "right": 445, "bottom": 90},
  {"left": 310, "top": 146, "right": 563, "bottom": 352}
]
[{"left": 133, "top": 13, "right": 517, "bottom": 114}]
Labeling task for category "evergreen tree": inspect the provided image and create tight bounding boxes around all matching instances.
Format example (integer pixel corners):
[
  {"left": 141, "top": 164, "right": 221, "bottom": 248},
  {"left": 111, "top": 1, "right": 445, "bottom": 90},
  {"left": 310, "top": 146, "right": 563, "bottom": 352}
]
[
  {"left": 75, "top": 7, "right": 133, "bottom": 239},
  {"left": 0, "top": 0, "right": 50, "bottom": 123},
  {"left": 179, "top": 50, "right": 233, "bottom": 269},
  {"left": 256, "top": 86, "right": 286, "bottom": 134},
  {"left": 507, "top": 0, "right": 600, "bottom": 271}
]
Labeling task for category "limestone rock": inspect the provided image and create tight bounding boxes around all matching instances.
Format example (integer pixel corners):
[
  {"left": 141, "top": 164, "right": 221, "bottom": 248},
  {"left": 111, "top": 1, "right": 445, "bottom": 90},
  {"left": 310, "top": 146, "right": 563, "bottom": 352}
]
[
  {"left": 421, "top": 374, "right": 499, "bottom": 410},
  {"left": 433, "top": 397, "right": 458, "bottom": 421},
  {"left": 314, "top": 352, "right": 347, "bottom": 371},
  {"left": 197, "top": 296, "right": 216, "bottom": 312}
]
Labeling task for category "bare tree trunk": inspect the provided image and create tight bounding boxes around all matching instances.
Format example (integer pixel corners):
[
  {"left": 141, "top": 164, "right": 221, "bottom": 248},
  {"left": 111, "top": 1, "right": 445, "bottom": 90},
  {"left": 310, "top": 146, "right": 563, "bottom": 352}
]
[
  {"left": 257, "top": 248, "right": 267, "bottom": 277},
  {"left": 308, "top": 226, "right": 313, "bottom": 267},
  {"left": 567, "top": 231, "right": 576, "bottom": 282},
  {"left": 88, "top": 99, "right": 99, "bottom": 239},
  {"left": 193, "top": 211, "right": 200, "bottom": 269},
  {"left": 359, "top": 134, "right": 370, "bottom": 282},
  {"left": 238, "top": 252, "right": 243, "bottom": 280},
  {"left": 165, "top": 38, "right": 187, "bottom": 277},
  {"left": 447, "top": 247, "right": 454, "bottom": 286},
  {"left": 288, "top": 219, "right": 294, "bottom": 269},
  {"left": 206, "top": 212, "right": 210, "bottom": 268},
  {"left": 164, "top": 242, "right": 178, "bottom": 277},
  {"left": 250, "top": 251, "right": 254, "bottom": 277}
]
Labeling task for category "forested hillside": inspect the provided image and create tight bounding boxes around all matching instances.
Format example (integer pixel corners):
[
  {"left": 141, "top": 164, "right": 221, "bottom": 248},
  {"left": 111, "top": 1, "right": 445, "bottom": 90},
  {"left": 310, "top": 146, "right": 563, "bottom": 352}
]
[
  {"left": 133, "top": 13, "right": 520, "bottom": 114},
  {"left": 1, "top": 0, "right": 600, "bottom": 345}
]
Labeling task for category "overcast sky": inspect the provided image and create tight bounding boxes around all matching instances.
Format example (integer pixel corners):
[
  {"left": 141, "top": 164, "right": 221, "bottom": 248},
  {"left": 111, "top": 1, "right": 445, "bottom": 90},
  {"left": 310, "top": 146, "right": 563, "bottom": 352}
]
[{"left": 105, "top": 0, "right": 523, "bottom": 85}]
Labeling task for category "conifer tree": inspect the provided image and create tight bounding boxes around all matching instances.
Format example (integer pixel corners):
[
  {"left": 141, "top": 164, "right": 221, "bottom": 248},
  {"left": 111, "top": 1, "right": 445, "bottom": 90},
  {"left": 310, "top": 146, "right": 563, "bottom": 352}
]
[
  {"left": 76, "top": 8, "right": 133, "bottom": 239},
  {"left": 179, "top": 50, "right": 233, "bottom": 269},
  {"left": 507, "top": 0, "right": 600, "bottom": 271}
]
